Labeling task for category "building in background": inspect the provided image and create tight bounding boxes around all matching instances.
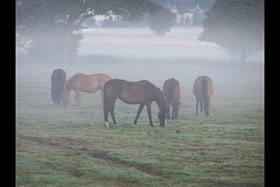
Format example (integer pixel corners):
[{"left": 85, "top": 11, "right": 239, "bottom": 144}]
[{"left": 171, "top": 0, "right": 203, "bottom": 26}]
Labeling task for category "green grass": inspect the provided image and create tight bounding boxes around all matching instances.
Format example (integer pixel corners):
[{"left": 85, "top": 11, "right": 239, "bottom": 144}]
[{"left": 16, "top": 59, "right": 264, "bottom": 186}]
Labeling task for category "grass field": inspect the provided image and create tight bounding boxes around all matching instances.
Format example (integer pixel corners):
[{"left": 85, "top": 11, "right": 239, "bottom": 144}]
[{"left": 16, "top": 58, "right": 264, "bottom": 186}]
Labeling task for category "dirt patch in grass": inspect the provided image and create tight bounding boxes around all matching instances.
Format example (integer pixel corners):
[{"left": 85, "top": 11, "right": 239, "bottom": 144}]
[
  {"left": 89, "top": 149, "right": 166, "bottom": 177},
  {"left": 17, "top": 134, "right": 165, "bottom": 177}
]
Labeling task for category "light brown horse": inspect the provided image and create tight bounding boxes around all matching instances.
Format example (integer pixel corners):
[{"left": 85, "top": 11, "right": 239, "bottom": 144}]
[
  {"left": 193, "top": 76, "right": 213, "bottom": 115},
  {"left": 103, "top": 79, "right": 168, "bottom": 127},
  {"left": 163, "top": 78, "right": 181, "bottom": 120},
  {"left": 62, "top": 73, "right": 112, "bottom": 108}
]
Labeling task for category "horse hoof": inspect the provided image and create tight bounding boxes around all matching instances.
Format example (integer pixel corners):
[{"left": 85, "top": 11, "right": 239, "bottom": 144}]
[{"left": 104, "top": 122, "right": 109, "bottom": 128}]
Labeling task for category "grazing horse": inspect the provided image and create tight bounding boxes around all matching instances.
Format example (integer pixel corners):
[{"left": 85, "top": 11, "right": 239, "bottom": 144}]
[
  {"left": 163, "top": 78, "right": 181, "bottom": 120},
  {"left": 62, "top": 73, "right": 112, "bottom": 109},
  {"left": 51, "top": 69, "right": 66, "bottom": 105},
  {"left": 103, "top": 79, "right": 168, "bottom": 127},
  {"left": 193, "top": 76, "right": 213, "bottom": 115}
]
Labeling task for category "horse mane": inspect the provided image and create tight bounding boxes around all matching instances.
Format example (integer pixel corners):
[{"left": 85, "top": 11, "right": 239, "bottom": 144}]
[
  {"left": 137, "top": 80, "right": 166, "bottom": 109},
  {"left": 154, "top": 87, "right": 166, "bottom": 109}
]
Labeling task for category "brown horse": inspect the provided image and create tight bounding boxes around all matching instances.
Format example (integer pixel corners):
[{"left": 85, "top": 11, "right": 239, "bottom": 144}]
[
  {"left": 103, "top": 79, "right": 168, "bottom": 127},
  {"left": 163, "top": 78, "right": 181, "bottom": 120},
  {"left": 193, "top": 76, "right": 213, "bottom": 115},
  {"left": 62, "top": 73, "right": 112, "bottom": 108},
  {"left": 51, "top": 69, "right": 66, "bottom": 105}
]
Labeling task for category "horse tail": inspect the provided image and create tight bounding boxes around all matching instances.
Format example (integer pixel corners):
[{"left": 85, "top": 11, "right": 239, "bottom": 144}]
[
  {"left": 103, "top": 83, "right": 109, "bottom": 123},
  {"left": 168, "top": 80, "right": 175, "bottom": 104},
  {"left": 202, "top": 79, "right": 208, "bottom": 110},
  {"left": 51, "top": 71, "right": 61, "bottom": 104},
  {"left": 51, "top": 74, "right": 55, "bottom": 103},
  {"left": 57, "top": 72, "right": 66, "bottom": 104}
]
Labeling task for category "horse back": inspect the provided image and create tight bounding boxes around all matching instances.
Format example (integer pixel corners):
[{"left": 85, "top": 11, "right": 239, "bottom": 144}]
[
  {"left": 104, "top": 79, "right": 159, "bottom": 104},
  {"left": 68, "top": 73, "right": 111, "bottom": 92},
  {"left": 163, "top": 78, "right": 180, "bottom": 102},
  {"left": 193, "top": 76, "right": 213, "bottom": 98}
]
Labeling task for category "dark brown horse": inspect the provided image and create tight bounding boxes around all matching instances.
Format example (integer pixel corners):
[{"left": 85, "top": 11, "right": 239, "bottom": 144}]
[
  {"left": 163, "top": 78, "right": 181, "bottom": 120},
  {"left": 51, "top": 69, "right": 66, "bottom": 105},
  {"left": 62, "top": 73, "right": 112, "bottom": 109},
  {"left": 103, "top": 79, "right": 168, "bottom": 127},
  {"left": 193, "top": 76, "right": 213, "bottom": 115}
]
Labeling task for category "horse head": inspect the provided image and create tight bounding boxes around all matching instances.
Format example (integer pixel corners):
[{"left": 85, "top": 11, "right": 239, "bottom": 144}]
[
  {"left": 61, "top": 91, "right": 69, "bottom": 108},
  {"left": 174, "top": 101, "right": 182, "bottom": 115},
  {"left": 158, "top": 106, "right": 168, "bottom": 126}
]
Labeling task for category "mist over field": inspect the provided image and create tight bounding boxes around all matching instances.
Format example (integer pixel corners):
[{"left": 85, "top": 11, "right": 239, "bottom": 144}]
[
  {"left": 79, "top": 27, "right": 228, "bottom": 60},
  {"left": 16, "top": 0, "right": 264, "bottom": 185}
]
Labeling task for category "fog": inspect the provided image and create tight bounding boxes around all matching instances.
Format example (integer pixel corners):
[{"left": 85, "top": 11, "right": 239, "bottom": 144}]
[
  {"left": 16, "top": 26, "right": 264, "bottom": 104},
  {"left": 16, "top": 23, "right": 264, "bottom": 119},
  {"left": 16, "top": 25, "right": 264, "bottom": 101},
  {"left": 79, "top": 27, "right": 228, "bottom": 60},
  {"left": 79, "top": 27, "right": 263, "bottom": 61}
]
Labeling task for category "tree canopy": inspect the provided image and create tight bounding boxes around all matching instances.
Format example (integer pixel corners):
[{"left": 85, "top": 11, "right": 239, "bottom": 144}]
[
  {"left": 199, "top": 0, "right": 264, "bottom": 63},
  {"left": 16, "top": 0, "right": 173, "bottom": 62}
]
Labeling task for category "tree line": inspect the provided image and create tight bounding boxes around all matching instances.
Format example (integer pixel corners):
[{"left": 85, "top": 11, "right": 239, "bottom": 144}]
[{"left": 16, "top": 0, "right": 264, "bottom": 64}]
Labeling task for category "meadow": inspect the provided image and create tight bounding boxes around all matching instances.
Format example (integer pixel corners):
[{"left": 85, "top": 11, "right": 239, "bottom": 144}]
[{"left": 16, "top": 58, "right": 264, "bottom": 186}]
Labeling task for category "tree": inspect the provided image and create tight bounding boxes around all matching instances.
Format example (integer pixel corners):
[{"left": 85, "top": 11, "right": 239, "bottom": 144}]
[
  {"left": 192, "top": 6, "right": 205, "bottom": 26},
  {"left": 198, "top": 0, "right": 264, "bottom": 63},
  {"left": 16, "top": 0, "right": 170, "bottom": 63},
  {"left": 149, "top": 8, "right": 176, "bottom": 36},
  {"left": 197, "top": 0, "right": 215, "bottom": 10}
]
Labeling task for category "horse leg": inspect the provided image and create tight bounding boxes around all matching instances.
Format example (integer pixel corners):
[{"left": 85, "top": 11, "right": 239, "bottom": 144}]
[
  {"left": 204, "top": 98, "right": 209, "bottom": 116},
  {"left": 200, "top": 100, "right": 203, "bottom": 114},
  {"left": 175, "top": 104, "right": 178, "bottom": 118},
  {"left": 104, "top": 99, "right": 110, "bottom": 127},
  {"left": 166, "top": 102, "right": 170, "bottom": 119},
  {"left": 57, "top": 90, "right": 62, "bottom": 106},
  {"left": 146, "top": 103, "right": 153, "bottom": 127},
  {"left": 134, "top": 104, "right": 145, "bottom": 125},
  {"left": 207, "top": 100, "right": 210, "bottom": 116},
  {"left": 109, "top": 98, "right": 117, "bottom": 124},
  {"left": 100, "top": 89, "right": 104, "bottom": 109},
  {"left": 171, "top": 103, "right": 175, "bottom": 120},
  {"left": 206, "top": 107, "right": 209, "bottom": 116},
  {"left": 196, "top": 97, "right": 199, "bottom": 115},
  {"left": 75, "top": 90, "right": 81, "bottom": 109}
]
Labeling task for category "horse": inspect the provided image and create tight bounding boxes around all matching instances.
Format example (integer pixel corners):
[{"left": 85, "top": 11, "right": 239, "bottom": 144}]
[
  {"left": 51, "top": 69, "right": 66, "bottom": 105},
  {"left": 103, "top": 79, "right": 168, "bottom": 127},
  {"left": 163, "top": 78, "right": 181, "bottom": 120},
  {"left": 193, "top": 76, "right": 213, "bottom": 115},
  {"left": 62, "top": 73, "right": 112, "bottom": 109}
]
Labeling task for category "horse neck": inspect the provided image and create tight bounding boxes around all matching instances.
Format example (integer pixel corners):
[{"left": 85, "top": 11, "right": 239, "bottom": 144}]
[
  {"left": 154, "top": 89, "right": 166, "bottom": 110},
  {"left": 63, "top": 80, "right": 71, "bottom": 97}
]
